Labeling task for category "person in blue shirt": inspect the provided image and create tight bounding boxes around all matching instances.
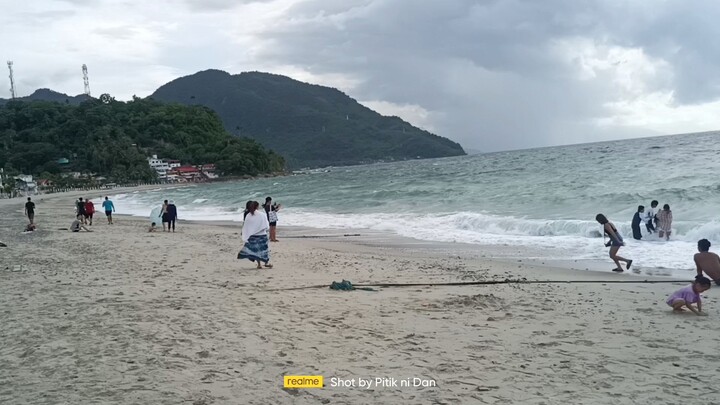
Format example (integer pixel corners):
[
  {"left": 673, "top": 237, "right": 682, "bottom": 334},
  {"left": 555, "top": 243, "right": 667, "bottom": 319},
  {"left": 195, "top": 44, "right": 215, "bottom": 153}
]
[{"left": 102, "top": 196, "right": 115, "bottom": 225}]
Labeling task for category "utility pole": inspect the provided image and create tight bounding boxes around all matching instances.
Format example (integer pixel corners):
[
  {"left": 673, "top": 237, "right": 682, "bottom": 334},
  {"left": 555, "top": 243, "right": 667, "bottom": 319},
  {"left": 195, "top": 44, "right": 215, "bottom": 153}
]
[{"left": 82, "top": 64, "right": 91, "bottom": 96}]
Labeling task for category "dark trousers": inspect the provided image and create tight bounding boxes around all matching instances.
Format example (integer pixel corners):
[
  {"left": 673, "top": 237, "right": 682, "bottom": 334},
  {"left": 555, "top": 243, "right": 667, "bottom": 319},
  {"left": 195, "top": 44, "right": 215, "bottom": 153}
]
[
  {"left": 645, "top": 221, "right": 655, "bottom": 233},
  {"left": 632, "top": 225, "right": 642, "bottom": 240},
  {"left": 168, "top": 219, "right": 175, "bottom": 231}
]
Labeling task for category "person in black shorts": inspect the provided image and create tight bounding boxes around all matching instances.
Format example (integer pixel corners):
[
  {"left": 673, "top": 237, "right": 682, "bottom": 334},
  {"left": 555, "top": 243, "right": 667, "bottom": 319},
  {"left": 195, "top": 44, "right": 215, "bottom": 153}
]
[
  {"left": 161, "top": 200, "right": 170, "bottom": 231},
  {"left": 102, "top": 196, "right": 115, "bottom": 224},
  {"left": 596, "top": 213, "right": 633, "bottom": 273},
  {"left": 76, "top": 197, "right": 86, "bottom": 224},
  {"left": 264, "top": 196, "right": 281, "bottom": 242},
  {"left": 25, "top": 197, "right": 35, "bottom": 224}
]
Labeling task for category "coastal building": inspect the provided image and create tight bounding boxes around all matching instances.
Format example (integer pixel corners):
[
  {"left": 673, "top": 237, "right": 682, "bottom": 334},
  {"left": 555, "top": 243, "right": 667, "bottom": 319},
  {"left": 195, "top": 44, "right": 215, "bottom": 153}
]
[
  {"left": 167, "top": 160, "right": 181, "bottom": 169},
  {"left": 14, "top": 175, "right": 37, "bottom": 194},
  {"left": 147, "top": 155, "right": 170, "bottom": 178},
  {"left": 170, "top": 165, "right": 202, "bottom": 182},
  {"left": 200, "top": 164, "right": 218, "bottom": 179}
]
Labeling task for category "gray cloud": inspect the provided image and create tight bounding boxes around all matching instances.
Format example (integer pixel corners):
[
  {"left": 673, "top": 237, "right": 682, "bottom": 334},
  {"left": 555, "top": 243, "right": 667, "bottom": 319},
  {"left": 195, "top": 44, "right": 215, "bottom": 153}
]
[
  {"left": 244, "top": 0, "right": 720, "bottom": 150},
  {"left": 181, "top": 0, "right": 272, "bottom": 12}
]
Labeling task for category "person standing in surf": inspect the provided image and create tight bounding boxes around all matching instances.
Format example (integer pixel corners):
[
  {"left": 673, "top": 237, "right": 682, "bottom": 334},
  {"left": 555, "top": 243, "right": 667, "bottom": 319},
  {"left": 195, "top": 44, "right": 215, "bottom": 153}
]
[
  {"left": 656, "top": 204, "right": 673, "bottom": 241},
  {"left": 645, "top": 200, "right": 658, "bottom": 234},
  {"left": 238, "top": 201, "right": 273, "bottom": 269},
  {"left": 631, "top": 205, "right": 644, "bottom": 240},
  {"left": 596, "top": 213, "right": 633, "bottom": 273}
]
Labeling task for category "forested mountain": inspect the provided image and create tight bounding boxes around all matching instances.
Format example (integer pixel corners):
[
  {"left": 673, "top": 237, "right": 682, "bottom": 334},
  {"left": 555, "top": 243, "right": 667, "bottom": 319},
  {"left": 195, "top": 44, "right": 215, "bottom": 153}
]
[
  {"left": 150, "top": 70, "right": 465, "bottom": 168},
  {"left": 0, "top": 98, "right": 284, "bottom": 182}
]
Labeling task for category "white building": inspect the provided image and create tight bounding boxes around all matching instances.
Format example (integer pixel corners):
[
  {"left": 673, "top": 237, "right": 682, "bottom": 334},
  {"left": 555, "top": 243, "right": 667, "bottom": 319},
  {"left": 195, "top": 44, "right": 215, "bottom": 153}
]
[
  {"left": 14, "top": 174, "right": 37, "bottom": 194},
  {"left": 148, "top": 155, "right": 170, "bottom": 178}
]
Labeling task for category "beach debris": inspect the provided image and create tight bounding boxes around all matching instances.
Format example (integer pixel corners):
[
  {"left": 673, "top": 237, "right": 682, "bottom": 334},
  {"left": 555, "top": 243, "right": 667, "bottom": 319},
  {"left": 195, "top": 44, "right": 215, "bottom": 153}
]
[
  {"left": 329, "top": 279, "right": 376, "bottom": 291},
  {"left": 0, "top": 241, "right": 6, "bottom": 247},
  {"left": 330, "top": 279, "right": 355, "bottom": 290}
]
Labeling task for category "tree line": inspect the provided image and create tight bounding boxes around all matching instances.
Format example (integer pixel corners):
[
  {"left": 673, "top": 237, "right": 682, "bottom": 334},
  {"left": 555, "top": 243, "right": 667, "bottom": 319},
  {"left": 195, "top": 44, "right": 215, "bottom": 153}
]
[{"left": 0, "top": 97, "right": 285, "bottom": 184}]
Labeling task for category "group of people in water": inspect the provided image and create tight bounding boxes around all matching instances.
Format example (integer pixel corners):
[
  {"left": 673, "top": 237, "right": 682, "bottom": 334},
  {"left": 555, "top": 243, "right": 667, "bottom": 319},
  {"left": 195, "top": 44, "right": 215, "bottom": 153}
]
[
  {"left": 596, "top": 209, "right": 720, "bottom": 316},
  {"left": 631, "top": 200, "right": 673, "bottom": 241},
  {"left": 237, "top": 196, "right": 281, "bottom": 269}
]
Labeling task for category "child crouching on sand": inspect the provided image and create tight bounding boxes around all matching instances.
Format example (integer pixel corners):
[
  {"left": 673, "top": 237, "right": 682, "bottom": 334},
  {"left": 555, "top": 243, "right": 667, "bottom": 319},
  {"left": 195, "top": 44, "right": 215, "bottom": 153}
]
[
  {"left": 666, "top": 276, "right": 711, "bottom": 316},
  {"left": 148, "top": 222, "right": 157, "bottom": 232}
]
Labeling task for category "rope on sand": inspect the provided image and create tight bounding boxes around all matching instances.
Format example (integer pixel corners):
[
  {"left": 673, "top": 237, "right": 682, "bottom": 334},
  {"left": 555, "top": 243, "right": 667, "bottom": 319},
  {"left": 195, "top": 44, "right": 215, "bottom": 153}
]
[
  {"left": 266, "top": 278, "right": 688, "bottom": 291},
  {"left": 281, "top": 234, "right": 362, "bottom": 239}
]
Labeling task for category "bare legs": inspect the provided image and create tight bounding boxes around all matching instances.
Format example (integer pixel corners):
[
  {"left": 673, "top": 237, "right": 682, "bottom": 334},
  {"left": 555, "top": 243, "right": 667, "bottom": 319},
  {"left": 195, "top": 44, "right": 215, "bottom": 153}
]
[
  {"left": 609, "top": 246, "right": 631, "bottom": 271},
  {"left": 670, "top": 299, "right": 686, "bottom": 312},
  {"left": 270, "top": 225, "right": 278, "bottom": 242}
]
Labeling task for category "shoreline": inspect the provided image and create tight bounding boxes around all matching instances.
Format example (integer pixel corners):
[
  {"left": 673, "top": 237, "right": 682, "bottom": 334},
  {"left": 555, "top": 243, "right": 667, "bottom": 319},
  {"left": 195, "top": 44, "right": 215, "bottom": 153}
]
[
  {"left": 99, "top": 181, "right": 700, "bottom": 279},
  {"left": 135, "top": 215, "right": 687, "bottom": 281}
]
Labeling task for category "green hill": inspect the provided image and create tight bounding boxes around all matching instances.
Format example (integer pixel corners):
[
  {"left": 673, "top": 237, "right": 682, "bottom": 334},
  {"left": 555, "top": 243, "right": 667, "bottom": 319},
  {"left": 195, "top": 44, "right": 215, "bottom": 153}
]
[
  {"left": 0, "top": 97, "right": 284, "bottom": 182},
  {"left": 150, "top": 70, "right": 465, "bottom": 168},
  {"left": 0, "top": 89, "right": 92, "bottom": 106}
]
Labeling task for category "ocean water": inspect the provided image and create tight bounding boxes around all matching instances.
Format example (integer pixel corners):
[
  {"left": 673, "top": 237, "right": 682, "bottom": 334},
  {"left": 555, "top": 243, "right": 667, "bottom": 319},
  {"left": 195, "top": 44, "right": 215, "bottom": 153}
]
[{"left": 109, "top": 131, "right": 720, "bottom": 278}]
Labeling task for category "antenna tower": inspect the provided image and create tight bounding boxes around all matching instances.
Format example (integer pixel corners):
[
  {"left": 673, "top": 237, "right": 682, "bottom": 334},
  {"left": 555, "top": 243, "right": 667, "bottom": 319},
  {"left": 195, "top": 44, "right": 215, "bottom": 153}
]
[
  {"left": 7, "top": 61, "right": 16, "bottom": 99},
  {"left": 82, "top": 64, "right": 91, "bottom": 96}
]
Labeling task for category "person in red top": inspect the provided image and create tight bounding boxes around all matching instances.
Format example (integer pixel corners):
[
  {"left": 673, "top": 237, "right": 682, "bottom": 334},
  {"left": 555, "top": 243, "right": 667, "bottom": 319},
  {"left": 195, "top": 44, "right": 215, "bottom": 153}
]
[{"left": 84, "top": 199, "right": 96, "bottom": 226}]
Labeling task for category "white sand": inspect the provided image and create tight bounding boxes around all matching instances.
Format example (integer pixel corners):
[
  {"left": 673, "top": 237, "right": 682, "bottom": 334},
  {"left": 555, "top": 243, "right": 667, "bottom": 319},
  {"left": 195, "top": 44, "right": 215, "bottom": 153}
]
[{"left": 1, "top": 189, "right": 719, "bottom": 404}]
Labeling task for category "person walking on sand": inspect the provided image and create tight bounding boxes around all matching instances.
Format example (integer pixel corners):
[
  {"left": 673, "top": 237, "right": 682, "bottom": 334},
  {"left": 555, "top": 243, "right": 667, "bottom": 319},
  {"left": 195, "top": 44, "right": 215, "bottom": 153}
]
[
  {"left": 631, "top": 205, "right": 644, "bottom": 240},
  {"left": 666, "top": 276, "right": 711, "bottom": 316},
  {"left": 102, "top": 196, "right": 115, "bottom": 224},
  {"left": 238, "top": 201, "right": 273, "bottom": 269},
  {"left": 76, "top": 197, "right": 86, "bottom": 224},
  {"left": 161, "top": 200, "right": 169, "bottom": 232},
  {"left": 656, "top": 204, "right": 673, "bottom": 241},
  {"left": 694, "top": 239, "right": 720, "bottom": 285},
  {"left": 25, "top": 197, "right": 35, "bottom": 224},
  {"left": 84, "top": 198, "right": 95, "bottom": 226},
  {"left": 596, "top": 213, "right": 633, "bottom": 273},
  {"left": 166, "top": 200, "right": 178, "bottom": 233}
]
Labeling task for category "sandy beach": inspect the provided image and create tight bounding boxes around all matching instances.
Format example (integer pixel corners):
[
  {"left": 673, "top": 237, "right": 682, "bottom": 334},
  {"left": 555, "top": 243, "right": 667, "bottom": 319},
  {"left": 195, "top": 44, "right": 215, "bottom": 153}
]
[{"left": 1, "top": 189, "right": 719, "bottom": 405}]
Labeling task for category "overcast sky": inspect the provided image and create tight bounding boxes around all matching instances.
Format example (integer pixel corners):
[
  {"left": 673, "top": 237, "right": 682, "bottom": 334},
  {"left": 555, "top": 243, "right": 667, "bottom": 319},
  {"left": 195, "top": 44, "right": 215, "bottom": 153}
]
[{"left": 2, "top": 0, "right": 719, "bottom": 151}]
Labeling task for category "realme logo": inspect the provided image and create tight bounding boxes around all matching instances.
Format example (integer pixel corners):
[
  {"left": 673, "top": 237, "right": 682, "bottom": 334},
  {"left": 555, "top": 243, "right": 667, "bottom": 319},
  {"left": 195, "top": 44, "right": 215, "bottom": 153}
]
[{"left": 284, "top": 375, "right": 324, "bottom": 389}]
